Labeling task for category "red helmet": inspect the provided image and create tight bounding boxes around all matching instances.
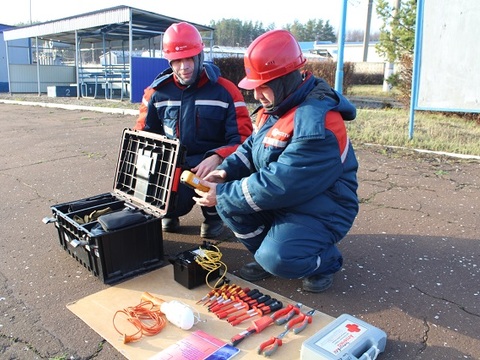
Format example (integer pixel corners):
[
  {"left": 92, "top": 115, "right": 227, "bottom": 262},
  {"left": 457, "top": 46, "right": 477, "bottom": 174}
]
[
  {"left": 163, "top": 22, "right": 204, "bottom": 61},
  {"left": 238, "top": 30, "right": 306, "bottom": 90}
]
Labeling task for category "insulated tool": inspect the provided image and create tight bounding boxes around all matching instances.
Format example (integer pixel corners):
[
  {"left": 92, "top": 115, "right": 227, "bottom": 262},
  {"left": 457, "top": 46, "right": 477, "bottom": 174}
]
[
  {"left": 247, "top": 294, "right": 271, "bottom": 307},
  {"left": 209, "top": 296, "right": 235, "bottom": 313},
  {"left": 180, "top": 170, "right": 210, "bottom": 192},
  {"left": 275, "top": 303, "right": 302, "bottom": 325},
  {"left": 216, "top": 301, "right": 249, "bottom": 319},
  {"left": 256, "top": 308, "right": 316, "bottom": 356},
  {"left": 227, "top": 300, "right": 282, "bottom": 326},
  {"left": 215, "top": 289, "right": 259, "bottom": 310},
  {"left": 212, "top": 296, "right": 246, "bottom": 314},
  {"left": 257, "top": 328, "right": 290, "bottom": 357},
  {"left": 196, "top": 284, "right": 232, "bottom": 304},
  {"left": 228, "top": 307, "right": 264, "bottom": 326},
  {"left": 286, "top": 309, "right": 316, "bottom": 334},
  {"left": 229, "top": 304, "right": 293, "bottom": 346}
]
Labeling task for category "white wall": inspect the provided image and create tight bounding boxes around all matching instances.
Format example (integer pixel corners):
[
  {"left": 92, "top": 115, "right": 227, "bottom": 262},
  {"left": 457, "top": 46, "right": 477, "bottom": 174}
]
[
  {"left": 416, "top": 0, "right": 480, "bottom": 112},
  {"left": 9, "top": 64, "right": 76, "bottom": 93}
]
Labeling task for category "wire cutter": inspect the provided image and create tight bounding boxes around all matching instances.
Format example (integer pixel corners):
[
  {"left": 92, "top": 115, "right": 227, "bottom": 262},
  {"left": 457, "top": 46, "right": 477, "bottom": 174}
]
[
  {"left": 285, "top": 309, "right": 316, "bottom": 334},
  {"left": 257, "top": 328, "right": 290, "bottom": 357}
]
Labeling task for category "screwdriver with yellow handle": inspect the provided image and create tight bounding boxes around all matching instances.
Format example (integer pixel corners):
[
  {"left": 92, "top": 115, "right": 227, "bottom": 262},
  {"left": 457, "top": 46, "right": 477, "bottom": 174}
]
[{"left": 180, "top": 170, "right": 210, "bottom": 192}]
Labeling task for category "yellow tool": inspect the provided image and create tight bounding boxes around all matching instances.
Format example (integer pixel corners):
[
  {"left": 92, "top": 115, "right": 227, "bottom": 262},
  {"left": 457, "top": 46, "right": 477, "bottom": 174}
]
[{"left": 180, "top": 170, "right": 210, "bottom": 192}]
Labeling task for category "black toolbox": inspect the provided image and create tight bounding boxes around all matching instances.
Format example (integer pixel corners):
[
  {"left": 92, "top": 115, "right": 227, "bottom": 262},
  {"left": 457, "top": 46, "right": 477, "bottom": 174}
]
[{"left": 43, "top": 129, "right": 185, "bottom": 284}]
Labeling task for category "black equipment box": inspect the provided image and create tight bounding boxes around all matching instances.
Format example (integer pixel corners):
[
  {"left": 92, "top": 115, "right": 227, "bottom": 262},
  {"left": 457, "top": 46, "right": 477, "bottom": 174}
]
[
  {"left": 44, "top": 129, "right": 185, "bottom": 284},
  {"left": 171, "top": 245, "right": 221, "bottom": 289}
]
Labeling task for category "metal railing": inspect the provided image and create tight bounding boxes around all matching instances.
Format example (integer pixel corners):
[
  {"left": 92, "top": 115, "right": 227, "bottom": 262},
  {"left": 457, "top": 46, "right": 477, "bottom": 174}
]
[{"left": 78, "top": 65, "right": 130, "bottom": 101}]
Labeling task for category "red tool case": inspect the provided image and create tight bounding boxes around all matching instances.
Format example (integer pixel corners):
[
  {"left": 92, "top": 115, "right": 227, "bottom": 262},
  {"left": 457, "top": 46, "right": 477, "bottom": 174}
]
[{"left": 44, "top": 129, "right": 185, "bottom": 284}]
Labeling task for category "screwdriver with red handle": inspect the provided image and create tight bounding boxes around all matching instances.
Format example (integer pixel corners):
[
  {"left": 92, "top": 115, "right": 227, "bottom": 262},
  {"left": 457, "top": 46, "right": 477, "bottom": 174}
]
[
  {"left": 226, "top": 299, "right": 280, "bottom": 325},
  {"left": 216, "top": 301, "right": 250, "bottom": 319}
]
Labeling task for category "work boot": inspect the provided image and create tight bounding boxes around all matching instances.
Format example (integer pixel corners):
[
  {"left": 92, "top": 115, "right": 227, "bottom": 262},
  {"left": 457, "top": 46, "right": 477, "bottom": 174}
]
[
  {"left": 239, "top": 262, "right": 272, "bottom": 282},
  {"left": 302, "top": 273, "right": 334, "bottom": 293},
  {"left": 200, "top": 220, "right": 224, "bottom": 239},
  {"left": 162, "top": 217, "right": 180, "bottom": 233}
]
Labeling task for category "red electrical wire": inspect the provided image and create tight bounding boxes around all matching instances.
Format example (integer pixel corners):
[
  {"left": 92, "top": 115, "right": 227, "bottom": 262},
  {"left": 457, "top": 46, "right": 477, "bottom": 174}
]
[{"left": 113, "top": 300, "right": 167, "bottom": 344}]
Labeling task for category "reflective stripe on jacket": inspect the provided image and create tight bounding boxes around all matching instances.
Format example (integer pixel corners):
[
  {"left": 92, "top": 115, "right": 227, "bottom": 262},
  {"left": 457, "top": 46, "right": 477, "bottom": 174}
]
[
  {"left": 216, "top": 73, "right": 359, "bottom": 242},
  {"left": 133, "top": 63, "right": 252, "bottom": 166}
]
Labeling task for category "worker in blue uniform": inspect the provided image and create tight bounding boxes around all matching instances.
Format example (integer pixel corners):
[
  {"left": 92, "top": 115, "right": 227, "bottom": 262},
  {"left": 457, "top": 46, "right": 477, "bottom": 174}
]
[
  {"left": 134, "top": 22, "right": 253, "bottom": 238},
  {"left": 193, "top": 29, "right": 359, "bottom": 292}
]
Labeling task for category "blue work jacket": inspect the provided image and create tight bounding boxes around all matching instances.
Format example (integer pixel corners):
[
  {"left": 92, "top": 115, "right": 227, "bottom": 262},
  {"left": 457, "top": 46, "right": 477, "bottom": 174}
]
[
  {"left": 141, "top": 63, "right": 252, "bottom": 167},
  {"left": 216, "top": 73, "right": 359, "bottom": 243}
]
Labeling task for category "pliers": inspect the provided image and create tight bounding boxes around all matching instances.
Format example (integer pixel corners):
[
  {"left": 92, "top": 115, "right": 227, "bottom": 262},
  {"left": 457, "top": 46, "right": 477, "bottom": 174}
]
[
  {"left": 285, "top": 309, "right": 316, "bottom": 334},
  {"left": 257, "top": 309, "right": 316, "bottom": 356},
  {"left": 257, "top": 328, "right": 290, "bottom": 357},
  {"left": 274, "top": 303, "right": 302, "bottom": 325}
]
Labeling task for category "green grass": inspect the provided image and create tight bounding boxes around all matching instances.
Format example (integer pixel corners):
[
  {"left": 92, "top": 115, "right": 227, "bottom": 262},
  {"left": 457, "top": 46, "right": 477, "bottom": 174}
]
[
  {"left": 346, "top": 87, "right": 480, "bottom": 157},
  {"left": 349, "top": 84, "right": 400, "bottom": 99},
  {"left": 248, "top": 85, "right": 480, "bottom": 157},
  {"left": 2, "top": 88, "right": 479, "bottom": 157},
  {"left": 349, "top": 108, "right": 480, "bottom": 156}
]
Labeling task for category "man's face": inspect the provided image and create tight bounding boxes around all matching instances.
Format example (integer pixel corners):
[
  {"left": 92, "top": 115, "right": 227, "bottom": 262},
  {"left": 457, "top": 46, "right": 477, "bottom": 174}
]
[
  {"left": 170, "top": 57, "right": 195, "bottom": 84},
  {"left": 253, "top": 85, "right": 275, "bottom": 108}
]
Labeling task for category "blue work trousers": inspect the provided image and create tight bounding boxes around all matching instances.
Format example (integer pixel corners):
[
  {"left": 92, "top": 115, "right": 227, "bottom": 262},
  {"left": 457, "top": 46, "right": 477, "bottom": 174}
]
[
  {"left": 167, "top": 184, "right": 220, "bottom": 222},
  {"left": 217, "top": 208, "right": 343, "bottom": 279}
]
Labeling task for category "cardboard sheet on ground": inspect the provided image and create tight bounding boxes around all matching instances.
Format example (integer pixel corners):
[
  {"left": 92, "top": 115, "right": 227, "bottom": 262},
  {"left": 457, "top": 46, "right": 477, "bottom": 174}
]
[{"left": 67, "top": 265, "right": 335, "bottom": 359}]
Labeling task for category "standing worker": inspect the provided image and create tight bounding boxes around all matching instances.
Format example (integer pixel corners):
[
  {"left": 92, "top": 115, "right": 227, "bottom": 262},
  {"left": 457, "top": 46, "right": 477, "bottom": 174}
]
[
  {"left": 134, "top": 22, "right": 253, "bottom": 238},
  {"left": 193, "top": 30, "right": 359, "bottom": 292}
]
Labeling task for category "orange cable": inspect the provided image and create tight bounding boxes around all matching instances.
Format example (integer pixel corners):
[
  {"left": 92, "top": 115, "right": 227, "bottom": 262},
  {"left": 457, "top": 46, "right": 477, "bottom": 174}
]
[{"left": 113, "top": 300, "right": 167, "bottom": 344}]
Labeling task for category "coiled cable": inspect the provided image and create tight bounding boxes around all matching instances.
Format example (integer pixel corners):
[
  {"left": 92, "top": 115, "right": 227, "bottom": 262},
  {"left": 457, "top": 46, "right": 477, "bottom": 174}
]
[
  {"left": 194, "top": 244, "right": 228, "bottom": 289},
  {"left": 113, "top": 300, "right": 167, "bottom": 344}
]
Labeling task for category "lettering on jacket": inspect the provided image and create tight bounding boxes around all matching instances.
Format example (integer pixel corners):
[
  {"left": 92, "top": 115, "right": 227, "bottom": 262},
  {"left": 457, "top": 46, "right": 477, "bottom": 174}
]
[{"left": 256, "top": 107, "right": 350, "bottom": 162}]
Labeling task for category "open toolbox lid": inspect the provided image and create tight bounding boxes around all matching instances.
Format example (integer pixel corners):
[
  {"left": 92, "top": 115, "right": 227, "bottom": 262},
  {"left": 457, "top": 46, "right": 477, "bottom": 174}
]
[{"left": 112, "top": 128, "right": 185, "bottom": 217}]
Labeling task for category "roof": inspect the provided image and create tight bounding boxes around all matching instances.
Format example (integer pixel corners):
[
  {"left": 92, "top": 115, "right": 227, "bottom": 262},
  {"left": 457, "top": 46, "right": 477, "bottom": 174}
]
[
  {"left": 2, "top": 5, "right": 214, "bottom": 44},
  {"left": 0, "top": 24, "right": 14, "bottom": 32}
]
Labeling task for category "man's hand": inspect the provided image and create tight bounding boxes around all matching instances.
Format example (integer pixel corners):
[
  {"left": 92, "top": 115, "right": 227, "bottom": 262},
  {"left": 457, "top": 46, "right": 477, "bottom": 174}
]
[
  {"left": 193, "top": 179, "right": 217, "bottom": 207},
  {"left": 204, "top": 169, "right": 227, "bottom": 184},
  {"left": 191, "top": 154, "right": 223, "bottom": 178},
  {"left": 192, "top": 170, "right": 227, "bottom": 207}
]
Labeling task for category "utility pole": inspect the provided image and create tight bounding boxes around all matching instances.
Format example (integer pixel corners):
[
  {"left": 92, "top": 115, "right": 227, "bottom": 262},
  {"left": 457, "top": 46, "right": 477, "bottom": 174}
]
[
  {"left": 335, "top": 0, "right": 348, "bottom": 94},
  {"left": 362, "top": 0, "right": 374, "bottom": 62}
]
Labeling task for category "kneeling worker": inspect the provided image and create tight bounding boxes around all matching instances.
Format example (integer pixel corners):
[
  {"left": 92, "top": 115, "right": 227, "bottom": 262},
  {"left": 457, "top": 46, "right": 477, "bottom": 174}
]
[{"left": 193, "top": 29, "right": 359, "bottom": 292}]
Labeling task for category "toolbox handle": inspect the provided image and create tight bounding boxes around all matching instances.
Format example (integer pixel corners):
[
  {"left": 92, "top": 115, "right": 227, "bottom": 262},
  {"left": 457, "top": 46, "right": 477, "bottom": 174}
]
[
  {"left": 42, "top": 216, "right": 57, "bottom": 224},
  {"left": 69, "top": 239, "right": 89, "bottom": 248}
]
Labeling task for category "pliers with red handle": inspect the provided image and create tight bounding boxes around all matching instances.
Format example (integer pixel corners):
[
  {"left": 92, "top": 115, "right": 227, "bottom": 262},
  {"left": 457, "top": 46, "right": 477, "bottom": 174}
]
[
  {"left": 257, "top": 328, "right": 290, "bottom": 357},
  {"left": 256, "top": 308, "right": 316, "bottom": 356},
  {"left": 285, "top": 309, "right": 316, "bottom": 334},
  {"left": 274, "top": 303, "right": 302, "bottom": 325},
  {"left": 230, "top": 303, "right": 291, "bottom": 346}
]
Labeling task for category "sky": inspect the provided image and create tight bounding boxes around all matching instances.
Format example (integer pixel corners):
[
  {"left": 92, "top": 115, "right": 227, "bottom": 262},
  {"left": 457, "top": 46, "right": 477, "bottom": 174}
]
[{"left": 0, "top": 0, "right": 391, "bottom": 33}]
